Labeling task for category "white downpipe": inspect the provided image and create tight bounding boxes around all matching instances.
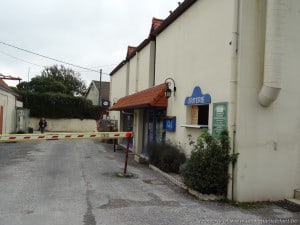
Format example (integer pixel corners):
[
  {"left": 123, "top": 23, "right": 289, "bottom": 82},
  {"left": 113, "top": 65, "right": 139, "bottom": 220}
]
[
  {"left": 258, "top": 0, "right": 286, "bottom": 107},
  {"left": 228, "top": 0, "right": 239, "bottom": 201}
]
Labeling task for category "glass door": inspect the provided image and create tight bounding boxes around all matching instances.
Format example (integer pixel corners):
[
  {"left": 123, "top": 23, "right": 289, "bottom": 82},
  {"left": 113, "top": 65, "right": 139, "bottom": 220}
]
[{"left": 142, "top": 108, "right": 166, "bottom": 157}]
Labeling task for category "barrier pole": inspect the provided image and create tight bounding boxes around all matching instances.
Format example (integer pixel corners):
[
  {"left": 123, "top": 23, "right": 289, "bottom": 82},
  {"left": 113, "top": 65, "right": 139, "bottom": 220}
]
[
  {"left": 123, "top": 132, "right": 131, "bottom": 174},
  {"left": 0, "top": 131, "right": 132, "bottom": 143}
]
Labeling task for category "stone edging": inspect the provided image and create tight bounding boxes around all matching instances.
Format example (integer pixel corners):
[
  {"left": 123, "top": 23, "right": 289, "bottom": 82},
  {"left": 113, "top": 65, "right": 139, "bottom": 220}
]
[{"left": 149, "top": 164, "right": 222, "bottom": 201}]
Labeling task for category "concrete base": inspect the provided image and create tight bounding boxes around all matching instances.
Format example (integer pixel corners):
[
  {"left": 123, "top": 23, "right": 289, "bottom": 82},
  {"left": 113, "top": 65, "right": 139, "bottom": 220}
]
[
  {"left": 149, "top": 164, "right": 222, "bottom": 201},
  {"left": 134, "top": 154, "right": 148, "bottom": 164},
  {"left": 286, "top": 198, "right": 300, "bottom": 206}
]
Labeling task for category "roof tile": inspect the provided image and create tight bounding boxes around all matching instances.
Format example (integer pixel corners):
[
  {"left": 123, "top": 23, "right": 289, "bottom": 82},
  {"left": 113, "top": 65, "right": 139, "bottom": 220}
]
[{"left": 110, "top": 83, "right": 168, "bottom": 110}]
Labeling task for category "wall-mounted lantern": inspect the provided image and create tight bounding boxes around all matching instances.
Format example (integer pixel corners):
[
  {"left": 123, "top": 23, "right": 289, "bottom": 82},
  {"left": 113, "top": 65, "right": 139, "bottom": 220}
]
[{"left": 164, "top": 78, "right": 176, "bottom": 99}]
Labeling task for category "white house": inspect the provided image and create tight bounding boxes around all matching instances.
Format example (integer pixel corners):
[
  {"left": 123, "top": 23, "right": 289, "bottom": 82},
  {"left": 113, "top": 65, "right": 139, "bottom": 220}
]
[
  {"left": 0, "top": 79, "right": 23, "bottom": 134},
  {"left": 110, "top": 0, "right": 300, "bottom": 202},
  {"left": 85, "top": 80, "right": 110, "bottom": 107}
]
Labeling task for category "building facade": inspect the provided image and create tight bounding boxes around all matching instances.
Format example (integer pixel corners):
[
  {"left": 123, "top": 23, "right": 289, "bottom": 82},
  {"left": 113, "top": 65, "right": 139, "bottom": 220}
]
[
  {"left": 109, "top": 0, "right": 300, "bottom": 202},
  {"left": 0, "top": 79, "right": 23, "bottom": 134},
  {"left": 85, "top": 80, "right": 110, "bottom": 107}
]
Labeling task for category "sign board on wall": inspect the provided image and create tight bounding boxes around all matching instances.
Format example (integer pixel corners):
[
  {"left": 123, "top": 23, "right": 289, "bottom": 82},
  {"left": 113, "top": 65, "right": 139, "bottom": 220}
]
[
  {"left": 163, "top": 117, "right": 176, "bottom": 132},
  {"left": 101, "top": 99, "right": 110, "bottom": 107},
  {"left": 212, "top": 102, "right": 228, "bottom": 137},
  {"left": 184, "top": 86, "right": 211, "bottom": 105}
]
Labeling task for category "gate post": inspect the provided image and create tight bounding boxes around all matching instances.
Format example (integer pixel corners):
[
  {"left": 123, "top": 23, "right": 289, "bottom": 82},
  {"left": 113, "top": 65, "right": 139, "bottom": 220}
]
[{"left": 123, "top": 132, "right": 132, "bottom": 174}]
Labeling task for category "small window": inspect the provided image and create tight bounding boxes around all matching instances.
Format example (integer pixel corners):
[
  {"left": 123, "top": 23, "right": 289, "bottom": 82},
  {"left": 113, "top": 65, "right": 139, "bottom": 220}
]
[
  {"left": 183, "top": 104, "right": 209, "bottom": 128},
  {"left": 183, "top": 86, "right": 211, "bottom": 128},
  {"left": 198, "top": 105, "right": 209, "bottom": 125}
]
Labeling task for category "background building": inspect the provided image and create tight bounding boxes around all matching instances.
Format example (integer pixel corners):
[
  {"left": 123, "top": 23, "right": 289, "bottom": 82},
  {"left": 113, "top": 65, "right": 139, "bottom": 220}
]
[
  {"left": 0, "top": 78, "right": 23, "bottom": 134},
  {"left": 85, "top": 80, "right": 110, "bottom": 107}
]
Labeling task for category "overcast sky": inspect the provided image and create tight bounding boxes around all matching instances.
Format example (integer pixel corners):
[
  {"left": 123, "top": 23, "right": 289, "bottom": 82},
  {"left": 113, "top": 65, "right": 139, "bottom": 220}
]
[{"left": 0, "top": 0, "right": 180, "bottom": 87}]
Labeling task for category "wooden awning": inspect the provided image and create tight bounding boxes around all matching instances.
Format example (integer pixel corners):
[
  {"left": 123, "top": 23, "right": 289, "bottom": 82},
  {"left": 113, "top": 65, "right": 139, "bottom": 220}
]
[{"left": 110, "top": 83, "right": 168, "bottom": 111}]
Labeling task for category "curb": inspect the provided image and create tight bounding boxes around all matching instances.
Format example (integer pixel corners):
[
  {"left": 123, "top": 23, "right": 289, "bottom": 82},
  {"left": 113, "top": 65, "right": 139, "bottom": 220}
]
[{"left": 149, "top": 164, "right": 222, "bottom": 201}]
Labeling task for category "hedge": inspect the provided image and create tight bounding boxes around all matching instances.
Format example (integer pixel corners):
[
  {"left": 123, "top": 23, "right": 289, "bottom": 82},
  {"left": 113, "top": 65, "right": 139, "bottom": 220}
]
[
  {"left": 147, "top": 143, "right": 186, "bottom": 173},
  {"left": 23, "top": 92, "right": 104, "bottom": 119}
]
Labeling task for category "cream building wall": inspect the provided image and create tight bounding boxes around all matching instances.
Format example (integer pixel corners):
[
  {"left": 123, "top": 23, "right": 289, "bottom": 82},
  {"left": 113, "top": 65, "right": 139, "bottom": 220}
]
[
  {"left": 127, "top": 43, "right": 155, "bottom": 93},
  {"left": 136, "top": 41, "right": 156, "bottom": 90},
  {"left": 85, "top": 83, "right": 99, "bottom": 106},
  {"left": 234, "top": 0, "right": 300, "bottom": 202},
  {"left": 155, "top": 0, "right": 233, "bottom": 151},
  {"left": 129, "top": 42, "right": 157, "bottom": 154},
  {"left": 0, "top": 90, "right": 19, "bottom": 134},
  {"left": 109, "top": 64, "right": 128, "bottom": 127},
  {"left": 155, "top": 0, "right": 300, "bottom": 202},
  {"left": 110, "top": 39, "right": 157, "bottom": 154},
  {"left": 128, "top": 56, "right": 138, "bottom": 94},
  {"left": 131, "top": 42, "right": 156, "bottom": 154},
  {"left": 29, "top": 118, "right": 97, "bottom": 132}
]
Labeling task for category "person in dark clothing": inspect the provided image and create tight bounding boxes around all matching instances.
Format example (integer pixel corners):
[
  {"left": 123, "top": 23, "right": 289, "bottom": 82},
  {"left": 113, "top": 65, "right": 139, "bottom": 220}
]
[{"left": 38, "top": 118, "right": 47, "bottom": 133}]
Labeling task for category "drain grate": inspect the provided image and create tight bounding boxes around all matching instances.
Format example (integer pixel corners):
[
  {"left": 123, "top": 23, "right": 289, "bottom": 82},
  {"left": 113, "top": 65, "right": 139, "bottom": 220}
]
[{"left": 275, "top": 200, "right": 300, "bottom": 212}]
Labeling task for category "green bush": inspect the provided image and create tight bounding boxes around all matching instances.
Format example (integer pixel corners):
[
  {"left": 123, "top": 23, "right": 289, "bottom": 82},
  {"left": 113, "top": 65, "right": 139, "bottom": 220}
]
[
  {"left": 147, "top": 143, "right": 186, "bottom": 173},
  {"left": 22, "top": 92, "right": 104, "bottom": 119},
  {"left": 181, "top": 129, "right": 238, "bottom": 196}
]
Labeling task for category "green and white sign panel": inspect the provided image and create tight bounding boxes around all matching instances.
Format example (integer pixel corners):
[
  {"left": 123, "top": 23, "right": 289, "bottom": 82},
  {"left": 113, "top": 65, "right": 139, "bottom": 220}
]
[{"left": 212, "top": 102, "right": 228, "bottom": 137}]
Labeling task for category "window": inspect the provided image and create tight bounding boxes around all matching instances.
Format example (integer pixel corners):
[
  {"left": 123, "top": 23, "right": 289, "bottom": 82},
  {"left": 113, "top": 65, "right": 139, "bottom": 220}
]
[
  {"left": 183, "top": 86, "right": 211, "bottom": 128},
  {"left": 182, "top": 104, "right": 209, "bottom": 128},
  {"left": 198, "top": 105, "right": 209, "bottom": 125}
]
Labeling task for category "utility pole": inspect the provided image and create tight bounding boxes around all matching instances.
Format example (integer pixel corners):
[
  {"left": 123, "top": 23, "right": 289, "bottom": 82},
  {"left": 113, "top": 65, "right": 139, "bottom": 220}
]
[
  {"left": 26, "top": 67, "right": 30, "bottom": 108},
  {"left": 99, "top": 69, "right": 102, "bottom": 106}
]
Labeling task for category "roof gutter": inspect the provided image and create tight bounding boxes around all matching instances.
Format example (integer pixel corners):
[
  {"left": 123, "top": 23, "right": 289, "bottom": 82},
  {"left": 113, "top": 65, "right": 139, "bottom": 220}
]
[{"left": 258, "top": 0, "right": 285, "bottom": 107}]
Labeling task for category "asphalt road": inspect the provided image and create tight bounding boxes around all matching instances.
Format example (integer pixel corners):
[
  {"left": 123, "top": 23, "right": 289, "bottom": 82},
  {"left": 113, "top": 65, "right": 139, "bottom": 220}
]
[{"left": 0, "top": 140, "right": 299, "bottom": 225}]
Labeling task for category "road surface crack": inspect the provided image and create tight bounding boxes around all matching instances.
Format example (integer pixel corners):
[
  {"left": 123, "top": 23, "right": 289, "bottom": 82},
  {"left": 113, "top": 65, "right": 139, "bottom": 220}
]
[{"left": 82, "top": 170, "right": 96, "bottom": 225}]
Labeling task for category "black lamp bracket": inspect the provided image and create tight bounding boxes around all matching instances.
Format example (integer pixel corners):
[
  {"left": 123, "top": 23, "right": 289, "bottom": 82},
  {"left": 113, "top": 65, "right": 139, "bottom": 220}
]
[
  {"left": 164, "top": 77, "right": 176, "bottom": 98},
  {"left": 165, "top": 78, "right": 176, "bottom": 92}
]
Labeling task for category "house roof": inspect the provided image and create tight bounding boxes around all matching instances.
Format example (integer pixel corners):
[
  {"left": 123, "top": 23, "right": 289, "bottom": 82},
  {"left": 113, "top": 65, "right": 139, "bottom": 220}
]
[
  {"left": 0, "top": 79, "right": 18, "bottom": 97},
  {"left": 93, "top": 81, "right": 110, "bottom": 100},
  {"left": 126, "top": 46, "right": 137, "bottom": 59},
  {"left": 85, "top": 80, "right": 110, "bottom": 100},
  {"left": 110, "top": 83, "right": 168, "bottom": 111},
  {"left": 0, "top": 78, "right": 10, "bottom": 89},
  {"left": 149, "top": 17, "right": 164, "bottom": 38}
]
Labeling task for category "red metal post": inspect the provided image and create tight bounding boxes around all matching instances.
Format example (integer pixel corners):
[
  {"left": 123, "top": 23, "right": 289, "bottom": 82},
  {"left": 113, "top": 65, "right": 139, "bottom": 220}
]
[{"left": 123, "top": 132, "right": 131, "bottom": 174}]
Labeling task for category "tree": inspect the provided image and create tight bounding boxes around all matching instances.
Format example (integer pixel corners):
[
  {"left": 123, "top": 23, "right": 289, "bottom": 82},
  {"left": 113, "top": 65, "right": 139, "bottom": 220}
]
[
  {"left": 30, "top": 76, "right": 68, "bottom": 93},
  {"left": 16, "top": 65, "right": 87, "bottom": 95},
  {"left": 41, "top": 65, "right": 87, "bottom": 95}
]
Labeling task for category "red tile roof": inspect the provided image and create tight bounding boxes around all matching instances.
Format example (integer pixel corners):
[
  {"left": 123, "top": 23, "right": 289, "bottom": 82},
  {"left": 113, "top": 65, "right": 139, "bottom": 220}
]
[
  {"left": 152, "top": 17, "right": 164, "bottom": 29},
  {"left": 149, "top": 17, "right": 164, "bottom": 36},
  {"left": 126, "top": 46, "right": 137, "bottom": 59},
  {"left": 110, "top": 83, "right": 168, "bottom": 110}
]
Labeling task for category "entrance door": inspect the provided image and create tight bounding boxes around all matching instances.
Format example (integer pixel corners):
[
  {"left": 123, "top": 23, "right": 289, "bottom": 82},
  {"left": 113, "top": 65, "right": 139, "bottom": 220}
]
[
  {"left": 141, "top": 109, "right": 166, "bottom": 156},
  {"left": 120, "top": 110, "right": 134, "bottom": 148},
  {"left": 0, "top": 106, "right": 3, "bottom": 134}
]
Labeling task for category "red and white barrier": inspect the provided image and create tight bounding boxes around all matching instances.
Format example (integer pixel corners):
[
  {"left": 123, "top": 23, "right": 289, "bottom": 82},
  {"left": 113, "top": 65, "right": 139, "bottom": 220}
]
[{"left": 0, "top": 132, "right": 132, "bottom": 143}]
